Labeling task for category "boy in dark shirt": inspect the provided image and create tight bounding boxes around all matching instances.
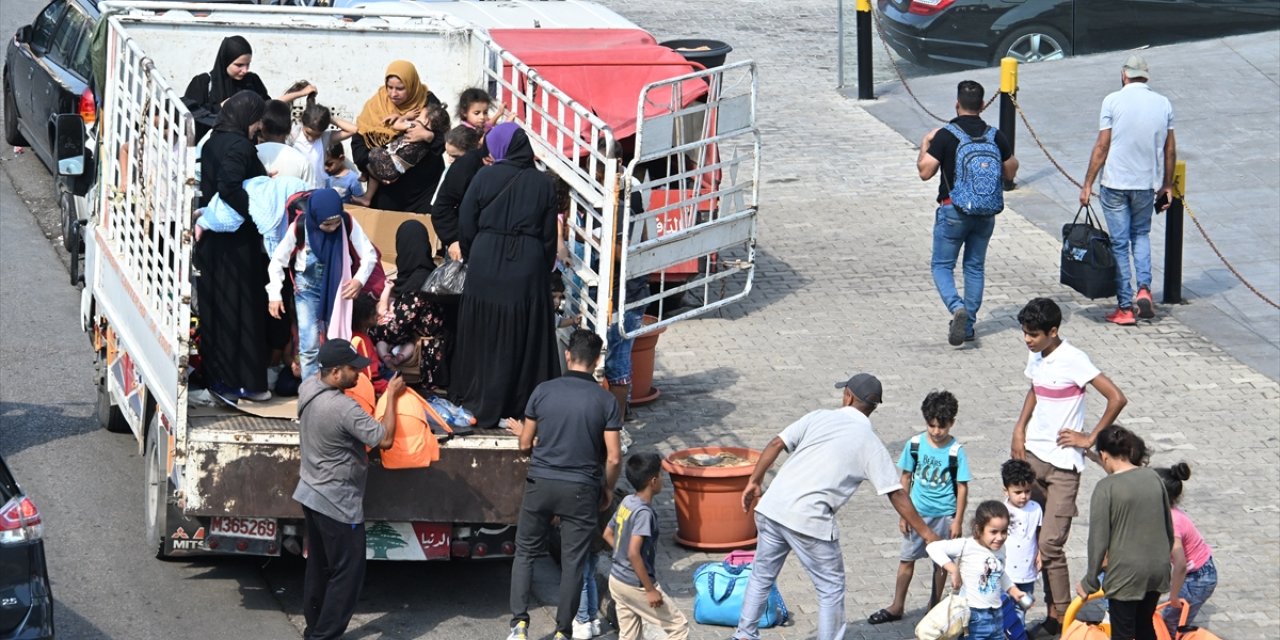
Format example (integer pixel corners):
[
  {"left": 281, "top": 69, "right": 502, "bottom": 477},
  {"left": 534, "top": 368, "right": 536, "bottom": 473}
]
[{"left": 603, "top": 453, "right": 689, "bottom": 640}]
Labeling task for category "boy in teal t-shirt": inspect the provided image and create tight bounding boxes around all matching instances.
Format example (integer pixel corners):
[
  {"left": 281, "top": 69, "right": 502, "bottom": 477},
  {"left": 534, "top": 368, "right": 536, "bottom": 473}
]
[{"left": 869, "top": 390, "right": 972, "bottom": 625}]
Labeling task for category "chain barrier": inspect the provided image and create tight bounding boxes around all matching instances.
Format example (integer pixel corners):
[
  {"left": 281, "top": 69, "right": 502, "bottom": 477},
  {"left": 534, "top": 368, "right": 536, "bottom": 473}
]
[
  {"left": 867, "top": 15, "right": 1277, "bottom": 310},
  {"left": 1184, "top": 201, "right": 1280, "bottom": 309},
  {"left": 1008, "top": 94, "right": 1279, "bottom": 310},
  {"left": 1008, "top": 94, "right": 1087, "bottom": 192}
]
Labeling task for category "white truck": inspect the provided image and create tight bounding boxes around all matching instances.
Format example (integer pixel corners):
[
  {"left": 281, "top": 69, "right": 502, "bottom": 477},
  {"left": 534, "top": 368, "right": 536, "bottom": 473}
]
[{"left": 70, "top": 0, "right": 759, "bottom": 560}]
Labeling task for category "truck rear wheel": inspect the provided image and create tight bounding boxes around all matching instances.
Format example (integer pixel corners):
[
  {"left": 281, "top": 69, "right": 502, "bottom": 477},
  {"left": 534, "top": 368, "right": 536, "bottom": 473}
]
[
  {"left": 96, "top": 367, "right": 130, "bottom": 433},
  {"left": 144, "top": 418, "right": 172, "bottom": 560}
]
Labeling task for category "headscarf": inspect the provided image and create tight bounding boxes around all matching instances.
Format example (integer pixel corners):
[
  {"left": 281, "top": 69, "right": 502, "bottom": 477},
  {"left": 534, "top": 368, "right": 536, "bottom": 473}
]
[
  {"left": 392, "top": 220, "right": 434, "bottom": 296},
  {"left": 210, "top": 36, "right": 254, "bottom": 107},
  {"left": 356, "top": 61, "right": 430, "bottom": 147},
  {"left": 212, "top": 90, "right": 266, "bottom": 135},
  {"left": 498, "top": 127, "right": 535, "bottom": 169},
  {"left": 485, "top": 122, "right": 519, "bottom": 162},
  {"left": 303, "top": 188, "right": 348, "bottom": 323}
]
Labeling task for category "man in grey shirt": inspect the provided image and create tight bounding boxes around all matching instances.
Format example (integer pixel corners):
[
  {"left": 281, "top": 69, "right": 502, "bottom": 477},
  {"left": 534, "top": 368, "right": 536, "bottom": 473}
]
[
  {"left": 1079, "top": 54, "right": 1176, "bottom": 325},
  {"left": 294, "top": 339, "right": 405, "bottom": 640},
  {"left": 732, "top": 373, "right": 939, "bottom": 640}
]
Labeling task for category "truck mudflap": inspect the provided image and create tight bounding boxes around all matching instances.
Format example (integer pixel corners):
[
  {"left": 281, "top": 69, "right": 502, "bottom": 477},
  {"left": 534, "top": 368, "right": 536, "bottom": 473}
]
[{"left": 183, "top": 437, "right": 528, "bottom": 523}]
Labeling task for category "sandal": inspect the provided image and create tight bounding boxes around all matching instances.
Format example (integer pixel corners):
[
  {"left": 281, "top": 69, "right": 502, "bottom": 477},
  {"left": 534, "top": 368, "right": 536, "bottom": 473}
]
[{"left": 867, "top": 609, "right": 903, "bottom": 625}]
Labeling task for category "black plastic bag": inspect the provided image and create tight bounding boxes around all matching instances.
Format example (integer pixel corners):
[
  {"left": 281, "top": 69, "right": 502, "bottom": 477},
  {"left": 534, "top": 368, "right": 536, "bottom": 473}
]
[{"left": 421, "top": 260, "right": 466, "bottom": 295}]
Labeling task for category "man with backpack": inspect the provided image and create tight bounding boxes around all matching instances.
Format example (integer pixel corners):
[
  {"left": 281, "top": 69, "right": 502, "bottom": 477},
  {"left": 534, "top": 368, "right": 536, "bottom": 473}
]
[{"left": 918, "top": 80, "right": 1019, "bottom": 346}]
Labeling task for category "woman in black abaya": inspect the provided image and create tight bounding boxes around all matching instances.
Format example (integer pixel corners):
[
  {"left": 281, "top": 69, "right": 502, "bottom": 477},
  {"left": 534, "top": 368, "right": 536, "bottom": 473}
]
[
  {"left": 183, "top": 35, "right": 312, "bottom": 141},
  {"left": 450, "top": 124, "right": 559, "bottom": 426},
  {"left": 195, "top": 90, "right": 271, "bottom": 401}
]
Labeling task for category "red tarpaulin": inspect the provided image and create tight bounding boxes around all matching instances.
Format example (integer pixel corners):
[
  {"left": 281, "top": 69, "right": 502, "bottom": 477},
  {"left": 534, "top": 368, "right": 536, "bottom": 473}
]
[{"left": 489, "top": 28, "right": 710, "bottom": 148}]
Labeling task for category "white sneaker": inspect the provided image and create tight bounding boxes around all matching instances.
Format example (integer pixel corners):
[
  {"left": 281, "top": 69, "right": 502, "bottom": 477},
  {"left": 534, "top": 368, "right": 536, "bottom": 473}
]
[
  {"left": 590, "top": 619, "right": 603, "bottom": 636},
  {"left": 506, "top": 621, "right": 528, "bottom": 640},
  {"left": 571, "top": 619, "right": 593, "bottom": 639}
]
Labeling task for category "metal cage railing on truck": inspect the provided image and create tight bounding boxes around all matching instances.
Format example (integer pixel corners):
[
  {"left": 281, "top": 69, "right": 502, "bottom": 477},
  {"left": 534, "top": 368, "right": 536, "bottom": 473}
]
[{"left": 479, "top": 41, "right": 760, "bottom": 341}]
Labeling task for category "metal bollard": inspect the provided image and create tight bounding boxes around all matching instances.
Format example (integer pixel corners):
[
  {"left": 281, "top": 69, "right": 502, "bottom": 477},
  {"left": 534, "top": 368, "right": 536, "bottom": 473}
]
[
  {"left": 856, "top": 0, "right": 874, "bottom": 100},
  {"left": 1163, "top": 160, "right": 1187, "bottom": 304},
  {"left": 998, "top": 57, "right": 1017, "bottom": 191}
]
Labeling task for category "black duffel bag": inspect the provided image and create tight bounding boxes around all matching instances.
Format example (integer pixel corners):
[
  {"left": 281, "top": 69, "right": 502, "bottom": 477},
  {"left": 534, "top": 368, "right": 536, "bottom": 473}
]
[{"left": 1061, "top": 205, "right": 1117, "bottom": 299}]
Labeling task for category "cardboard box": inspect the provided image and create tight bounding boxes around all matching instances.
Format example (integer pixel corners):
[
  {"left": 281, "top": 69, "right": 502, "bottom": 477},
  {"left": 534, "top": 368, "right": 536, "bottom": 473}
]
[{"left": 345, "top": 205, "right": 440, "bottom": 275}]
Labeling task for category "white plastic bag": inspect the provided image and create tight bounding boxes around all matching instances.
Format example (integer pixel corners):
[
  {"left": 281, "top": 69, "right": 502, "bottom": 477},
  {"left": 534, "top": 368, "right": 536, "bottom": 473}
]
[{"left": 914, "top": 592, "right": 968, "bottom": 640}]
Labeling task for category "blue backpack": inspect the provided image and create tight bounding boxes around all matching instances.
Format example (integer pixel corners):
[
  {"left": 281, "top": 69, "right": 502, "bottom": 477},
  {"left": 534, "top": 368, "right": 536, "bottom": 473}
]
[{"left": 943, "top": 123, "right": 1004, "bottom": 216}]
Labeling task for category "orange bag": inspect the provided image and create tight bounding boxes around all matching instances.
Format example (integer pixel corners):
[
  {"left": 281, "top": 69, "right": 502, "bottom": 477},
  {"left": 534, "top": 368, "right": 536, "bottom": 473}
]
[
  {"left": 1062, "top": 591, "right": 1111, "bottom": 640},
  {"left": 1155, "top": 599, "right": 1223, "bottom": 640},
  {"left": 373, "top": 387, "right": 441, "bottom": 469}
]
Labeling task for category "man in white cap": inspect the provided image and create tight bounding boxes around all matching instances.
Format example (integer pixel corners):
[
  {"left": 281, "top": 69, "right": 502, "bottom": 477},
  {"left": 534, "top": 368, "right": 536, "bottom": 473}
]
[
  {"left": 728, "top": 373, "right": 939, "bottom": 640},
  {"left": 1079, "top": 54, "right": 1176, "bottom": 326}
]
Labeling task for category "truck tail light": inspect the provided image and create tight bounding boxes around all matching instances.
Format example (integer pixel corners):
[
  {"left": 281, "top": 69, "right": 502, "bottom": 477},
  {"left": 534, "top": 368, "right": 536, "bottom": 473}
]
[
  {"left": 908, "top": 0, "right": 954, "bottom": 15},
  {"left": 0, "top": 496, "right": 43, "bottom": 544},
  {"left": 79, "top": 89, "right": 97, "bottom": 126}
]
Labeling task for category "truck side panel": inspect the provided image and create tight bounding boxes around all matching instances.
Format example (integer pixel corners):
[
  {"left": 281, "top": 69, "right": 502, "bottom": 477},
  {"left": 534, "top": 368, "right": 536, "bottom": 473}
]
[{"left": 186, "top": 440, "right": 526, "bottom": 523}]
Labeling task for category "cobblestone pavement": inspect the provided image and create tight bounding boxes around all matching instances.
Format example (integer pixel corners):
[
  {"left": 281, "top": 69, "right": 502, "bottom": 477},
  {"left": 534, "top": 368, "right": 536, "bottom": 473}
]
[{"left": 511, "top": 1, "right": 1280, "bottom": 639}]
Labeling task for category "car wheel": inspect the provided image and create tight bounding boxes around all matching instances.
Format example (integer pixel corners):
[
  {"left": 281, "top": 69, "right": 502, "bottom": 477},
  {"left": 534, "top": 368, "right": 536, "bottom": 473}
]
[
  {"left": 144, "top": 416, "right": 173, "bottom": 560},
  {"left": 3, "top": 72, "right": 27, "bottom": 147},
  {"left": 96, "top": 362, "right": 131, "bottom": 433},
  {"left": 994, "top": 25, "right": 1072, "bottom": 66}
]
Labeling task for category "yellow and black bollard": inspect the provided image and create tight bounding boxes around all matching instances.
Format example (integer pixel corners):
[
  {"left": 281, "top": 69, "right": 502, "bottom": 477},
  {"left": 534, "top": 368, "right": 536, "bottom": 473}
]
[
  {"left": 1163, "top": 160, "right": 1187, "bottom": 304},
  {"left": 856, "top": 0, "right": 874, "bottom": 100},
  {"left": 998, "top": 57, "right": 1018, "bottom": 190}
]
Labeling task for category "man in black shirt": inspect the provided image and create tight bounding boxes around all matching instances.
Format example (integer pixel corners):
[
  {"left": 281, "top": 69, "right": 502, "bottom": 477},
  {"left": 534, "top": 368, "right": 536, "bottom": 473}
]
[
  {"left": 918, "top": 80, "right": 1019, "bottom": 347},
  {"left": 503, "top": 330, "right": 623, "bottom": 640}
]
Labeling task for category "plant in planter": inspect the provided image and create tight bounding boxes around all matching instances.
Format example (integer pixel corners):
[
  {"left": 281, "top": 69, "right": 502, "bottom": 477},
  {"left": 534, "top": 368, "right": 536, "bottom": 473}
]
[{"left": 662, "top": 446, "right": 760, "bottom": 550}]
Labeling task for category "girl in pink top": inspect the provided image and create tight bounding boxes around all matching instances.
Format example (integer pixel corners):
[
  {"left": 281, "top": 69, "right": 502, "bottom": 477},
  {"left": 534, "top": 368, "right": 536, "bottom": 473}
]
[{"left": 1156, "top": 462, "right": 1217, "bottom": 636}]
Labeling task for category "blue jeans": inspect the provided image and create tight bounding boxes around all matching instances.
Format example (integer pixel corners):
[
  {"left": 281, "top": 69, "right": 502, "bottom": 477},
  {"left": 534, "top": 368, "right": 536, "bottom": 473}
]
[
  {"left": 734, "top": 513, "right": 844, "bottom": 640},
  {"left": 965, "top": 606, "right": 1003, "bottom": 640},
  {"left": 1012, "top": 581, "right": 1035, "bottom": 627},
  {"left": 930, "top": 204, "right": 996, "bottom": 337},
  {"left": 604, "top": 309, "right": 644, "bottom": 386},
  {"left": 1162, "top": 556, "right": 1217, "bottom": 636},
  {"left": 294, "top": 262, "right": 326, "bottom": 381},
  {"left": 1099, "top": 186, "right": 1154, "bottom": 309},
  {"left": 576, "top": 555, "right": 599, "bottom": 623}
]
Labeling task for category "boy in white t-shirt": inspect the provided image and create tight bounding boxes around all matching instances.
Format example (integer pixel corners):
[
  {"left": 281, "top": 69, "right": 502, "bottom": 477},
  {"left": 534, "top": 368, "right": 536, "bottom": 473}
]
[
  {"left": 1009, "top": 297, "right": 1127, "bottom": 635},
  {"left": 1001, "top": 458, "right": 1042, "bottom": 626}
]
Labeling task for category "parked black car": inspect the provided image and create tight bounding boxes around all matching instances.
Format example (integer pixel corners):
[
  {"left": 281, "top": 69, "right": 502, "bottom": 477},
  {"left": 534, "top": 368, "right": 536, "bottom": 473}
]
[
  {"left": 4, "top": 0, "right": 100, "bottom": 271},
  {"left": 877, "top": 0, "right": 1280, "bottom": 68},
  {"left": 0, "top": 454, "right": 53, "bottom": 640}
]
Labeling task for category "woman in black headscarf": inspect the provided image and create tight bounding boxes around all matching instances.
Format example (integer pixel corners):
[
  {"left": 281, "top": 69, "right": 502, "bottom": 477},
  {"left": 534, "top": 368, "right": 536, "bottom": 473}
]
[
  {"left": 183, "top": 35, "right": 312, "bottom": 141},
  {"left": 194, "top": 90, "right": 272, "bottom": 401},
  {"left": 450, "top": 124, "right": 560, "bottom": 427},
  {"left": 369, "top": 220, "right": 447, "bottom": 388}
]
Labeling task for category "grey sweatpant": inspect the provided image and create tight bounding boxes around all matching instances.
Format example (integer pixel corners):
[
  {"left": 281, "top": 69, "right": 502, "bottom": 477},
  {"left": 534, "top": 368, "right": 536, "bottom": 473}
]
[{"left": 733, "top": 512, "right": 846, "bottom": 640}]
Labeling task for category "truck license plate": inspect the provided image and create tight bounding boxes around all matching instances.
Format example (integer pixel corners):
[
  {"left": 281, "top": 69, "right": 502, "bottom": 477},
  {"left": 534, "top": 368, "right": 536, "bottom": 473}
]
[{"left": 210, "top": 517, "right": 278, "bottom": 540}]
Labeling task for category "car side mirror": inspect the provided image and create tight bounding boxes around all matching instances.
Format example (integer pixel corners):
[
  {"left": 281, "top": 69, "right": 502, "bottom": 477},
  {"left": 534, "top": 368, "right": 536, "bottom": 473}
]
[
  {"left": 15, "top": 25, "right": 31, "bottom": 44},
  {"left": 55, "top": 113, "right": 87, "bottom": 176}
]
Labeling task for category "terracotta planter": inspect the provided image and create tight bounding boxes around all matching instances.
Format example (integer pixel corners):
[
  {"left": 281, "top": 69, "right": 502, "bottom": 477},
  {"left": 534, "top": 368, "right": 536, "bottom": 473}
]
[
  {"left": 629, "top": 315, "right": 666, "bottom": 405},
  {"left": 662, "top": 447, "right": 759, "bottom": 550}
]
